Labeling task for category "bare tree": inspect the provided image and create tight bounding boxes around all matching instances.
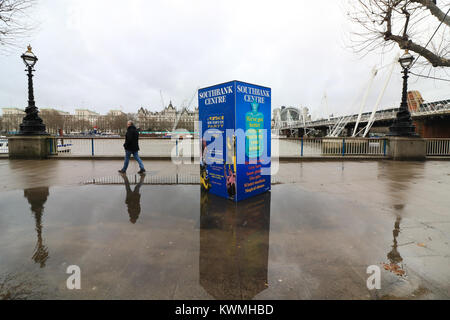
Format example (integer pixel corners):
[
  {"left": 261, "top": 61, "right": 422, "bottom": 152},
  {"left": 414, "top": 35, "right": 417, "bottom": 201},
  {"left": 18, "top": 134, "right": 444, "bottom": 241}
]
[
  {"left": 0, "top": 0, "right": 36, "bottom": 51},
  {"left": 1, "top": 113, "right": 22, "bottom": 132},
  {"left": 111, "top": 114, "right": 127, "bottom": 135},
  {"left": 346, "top": 0, "right": 450, "bottom": 67},
  {"left": 39, "top": 110, "right": 66, "bottom": 134}
]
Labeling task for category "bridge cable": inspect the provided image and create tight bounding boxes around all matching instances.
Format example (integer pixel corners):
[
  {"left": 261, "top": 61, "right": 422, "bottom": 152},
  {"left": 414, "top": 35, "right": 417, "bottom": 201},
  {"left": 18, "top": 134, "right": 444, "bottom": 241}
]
[
  {"left": 409, "top": 72, "right": 450, "bottom": 82},
  {"left": 410, "top": 6, "right": 450, "bottom": 70}
]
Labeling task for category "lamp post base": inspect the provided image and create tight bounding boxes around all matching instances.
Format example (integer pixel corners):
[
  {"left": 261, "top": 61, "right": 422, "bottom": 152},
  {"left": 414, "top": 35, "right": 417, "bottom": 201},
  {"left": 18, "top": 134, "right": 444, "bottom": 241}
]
[
  {"left": 8, "top": 136, "right": 56, "bottom": 159},
  {"left": 387, "top": 105, "right": 418, "bottom": 137},
  {"left": 387, "top": 136, "right": 426, "bottom": 161},
  {"left": 387, "top": 125, "right": 419, "bottom": 137}
]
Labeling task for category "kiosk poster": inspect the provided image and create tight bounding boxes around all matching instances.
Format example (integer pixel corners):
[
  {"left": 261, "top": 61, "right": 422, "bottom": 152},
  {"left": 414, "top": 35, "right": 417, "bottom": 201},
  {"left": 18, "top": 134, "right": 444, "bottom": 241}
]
[{"left": 198, "top": 80, "right": 271, "bottom": 202}]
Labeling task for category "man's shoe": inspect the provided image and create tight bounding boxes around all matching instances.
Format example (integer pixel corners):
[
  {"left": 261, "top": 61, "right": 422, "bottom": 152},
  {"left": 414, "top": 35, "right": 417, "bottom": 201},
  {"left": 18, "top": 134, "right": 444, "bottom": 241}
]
[
  {"left": 118, "top": 170, "right": 126, "bottom": 174},
  {"left": 138, "top": 169, "right": 146, "bottom": 174}
]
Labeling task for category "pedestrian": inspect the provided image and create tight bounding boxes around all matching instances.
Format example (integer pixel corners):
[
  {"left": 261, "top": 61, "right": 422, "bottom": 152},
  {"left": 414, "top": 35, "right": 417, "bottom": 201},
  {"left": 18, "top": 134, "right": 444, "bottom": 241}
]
[{"left": 118, "top": 120, "right": 146, "bottom": 174}]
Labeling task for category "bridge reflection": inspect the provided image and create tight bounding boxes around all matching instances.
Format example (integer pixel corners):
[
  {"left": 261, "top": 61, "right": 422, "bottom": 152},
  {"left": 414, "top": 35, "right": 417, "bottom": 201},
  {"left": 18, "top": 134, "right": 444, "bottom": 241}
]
[{"left": 199, "top": 191, "right": 271, "bottom": 299}]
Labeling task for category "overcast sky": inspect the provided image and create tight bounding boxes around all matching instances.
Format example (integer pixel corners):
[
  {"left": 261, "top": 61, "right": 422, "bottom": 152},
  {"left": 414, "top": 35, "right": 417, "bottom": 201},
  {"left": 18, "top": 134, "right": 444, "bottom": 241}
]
[{"left": 0, "top": 0, "right": 449, "bottom": 119}]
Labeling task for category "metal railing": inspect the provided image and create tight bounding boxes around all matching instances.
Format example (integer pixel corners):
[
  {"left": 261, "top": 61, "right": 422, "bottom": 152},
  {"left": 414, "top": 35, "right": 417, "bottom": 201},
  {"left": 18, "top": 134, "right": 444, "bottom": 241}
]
[
  {"left": 55, "top": 137, "right": 388, "bottom": 158},
  {"left": 426, "top": 139, "right": 450, "bottom": 156},
  {"left": 54, "top": 137, "right": 199, "bottom": 158},
  {"left": 278, "top": 137, "right": 387, "bottom": 157},
  {"left": 0, "top": 139, "right": 8, "bottom": 154},
  {"left": 2, "top": 136, "right": 450, "bottom": 158}
]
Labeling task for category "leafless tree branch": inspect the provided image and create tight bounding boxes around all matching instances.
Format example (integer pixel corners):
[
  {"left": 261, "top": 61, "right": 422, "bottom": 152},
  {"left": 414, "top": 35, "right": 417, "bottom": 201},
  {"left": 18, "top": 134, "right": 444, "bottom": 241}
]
[
  {"left": 0, "top": 0, "right": 36, "bottom": 52},
  {"left": 346, "top": 0, "right": 450, "bottom": 67},
  {"left": 411, "top": 0, "right": 450, "bottom": 26}
]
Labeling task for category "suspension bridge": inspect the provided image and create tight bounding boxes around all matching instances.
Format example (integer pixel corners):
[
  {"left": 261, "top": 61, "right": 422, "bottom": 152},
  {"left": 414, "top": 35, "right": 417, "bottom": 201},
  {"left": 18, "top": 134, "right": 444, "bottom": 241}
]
[
  {"left": 273, "top": 53, "right": 450, "bottom": 138},
  {"left": 274, "top": 99, "right": 450, "bottom": 137}
]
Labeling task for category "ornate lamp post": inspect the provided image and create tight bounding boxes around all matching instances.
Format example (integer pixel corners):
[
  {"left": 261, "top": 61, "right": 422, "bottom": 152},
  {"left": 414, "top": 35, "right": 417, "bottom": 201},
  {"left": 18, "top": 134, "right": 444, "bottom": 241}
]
[
  {"left": 388, "top": 50, "right": 418, "bottom": 137},
  {"left": 19, "top": 45, "right": 47, "bottom": 135}
]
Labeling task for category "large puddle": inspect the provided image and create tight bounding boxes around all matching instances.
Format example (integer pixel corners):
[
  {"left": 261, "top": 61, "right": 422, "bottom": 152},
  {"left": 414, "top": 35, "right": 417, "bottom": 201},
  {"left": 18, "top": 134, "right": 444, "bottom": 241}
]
[{"left": 1, "top": 172, "right": 449, "bottom": 299}]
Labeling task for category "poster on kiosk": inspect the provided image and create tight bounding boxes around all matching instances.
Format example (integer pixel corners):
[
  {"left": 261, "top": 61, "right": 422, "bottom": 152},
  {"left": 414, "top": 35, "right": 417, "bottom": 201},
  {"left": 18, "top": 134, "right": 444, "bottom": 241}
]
[{"left": 199, "top": 80, "right": 271, "bottom": 202}]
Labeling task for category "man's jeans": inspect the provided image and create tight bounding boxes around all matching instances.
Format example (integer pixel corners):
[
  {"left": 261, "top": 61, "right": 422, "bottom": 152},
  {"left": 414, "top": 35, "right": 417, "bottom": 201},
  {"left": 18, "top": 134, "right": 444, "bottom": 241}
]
[{"left": 121, "top": 150, "right": 145, "bottom": 172}]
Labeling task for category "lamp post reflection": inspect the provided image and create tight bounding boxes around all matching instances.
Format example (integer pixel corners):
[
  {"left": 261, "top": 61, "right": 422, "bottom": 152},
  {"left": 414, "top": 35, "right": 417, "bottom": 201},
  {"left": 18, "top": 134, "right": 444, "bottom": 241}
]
[
  {"left": 387, "top": 215, "right": 403, "bottom": 266},
  {"left": 378, "top": 161, "right": 423, "bottom": 277},
  {"left": 199, "top": 191, "right": 271, "bottom": 299},
  {"left": 23, "top": 187, "right": 49, "bottom": 268},
  {"left": 383, "top": 212, "right": 405, "bottom": 277}
]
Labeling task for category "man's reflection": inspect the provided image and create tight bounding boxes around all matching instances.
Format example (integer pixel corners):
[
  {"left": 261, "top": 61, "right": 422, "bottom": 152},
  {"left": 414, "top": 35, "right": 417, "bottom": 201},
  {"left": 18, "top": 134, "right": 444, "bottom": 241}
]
[
  {"left": 121, "top": 174, "right": 145, "bottom": 224},
  {"left": 199, "top": 191, "right": 271, "bottom": 299},
  {"left": 23, "top": 187, "right": 49, "bottom": 268}
]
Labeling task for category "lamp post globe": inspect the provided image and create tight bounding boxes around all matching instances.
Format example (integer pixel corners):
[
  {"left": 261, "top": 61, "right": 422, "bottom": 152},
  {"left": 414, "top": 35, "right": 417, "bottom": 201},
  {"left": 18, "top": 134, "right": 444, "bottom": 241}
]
[
  {"left": 399, "top": 51, "right": 414, "bottom": 70},
  {"left": 21, "top": 45, "right": 38, "bottom": 67},
  {"left": 19, "top": 45, "right": 47, "bottom": 135},
  {"left": 388, "top": 50, "right": 418, "bottom": 137}
]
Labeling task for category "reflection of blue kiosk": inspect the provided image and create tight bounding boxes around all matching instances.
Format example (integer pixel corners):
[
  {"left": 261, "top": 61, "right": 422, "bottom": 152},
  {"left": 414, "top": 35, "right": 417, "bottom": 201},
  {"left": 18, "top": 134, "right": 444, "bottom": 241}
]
[
  {"left": 199, "top": 190, "right": 270, "bottom": 299},
  {"left": 198, "top": 80, "right": 271, "bottom": 202}
]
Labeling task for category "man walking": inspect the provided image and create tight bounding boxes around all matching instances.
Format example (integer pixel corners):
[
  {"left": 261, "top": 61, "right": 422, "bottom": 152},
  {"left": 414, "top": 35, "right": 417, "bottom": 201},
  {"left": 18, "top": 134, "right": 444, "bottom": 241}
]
[{"left": 118, "top": 120, "right": 146, "bottom": 174}]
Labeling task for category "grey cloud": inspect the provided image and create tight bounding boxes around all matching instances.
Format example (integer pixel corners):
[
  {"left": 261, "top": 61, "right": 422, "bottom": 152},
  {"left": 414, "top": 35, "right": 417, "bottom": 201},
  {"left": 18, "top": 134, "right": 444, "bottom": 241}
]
[{"left": 0, "top": 0, "right": 448, "bottom": 118}]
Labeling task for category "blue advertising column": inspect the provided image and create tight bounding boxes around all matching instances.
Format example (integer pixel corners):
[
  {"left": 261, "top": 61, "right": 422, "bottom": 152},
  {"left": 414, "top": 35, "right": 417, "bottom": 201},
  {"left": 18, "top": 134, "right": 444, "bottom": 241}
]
[{"left": 198, "top": 80, "right": 271, "bottom": 202}]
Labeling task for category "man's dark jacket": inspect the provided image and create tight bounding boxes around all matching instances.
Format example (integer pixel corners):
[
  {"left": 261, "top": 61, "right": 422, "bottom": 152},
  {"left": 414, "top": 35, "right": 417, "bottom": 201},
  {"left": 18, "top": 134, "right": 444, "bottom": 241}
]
[{"left": 123, "top": 125, "right": 140, "bottom": 152}]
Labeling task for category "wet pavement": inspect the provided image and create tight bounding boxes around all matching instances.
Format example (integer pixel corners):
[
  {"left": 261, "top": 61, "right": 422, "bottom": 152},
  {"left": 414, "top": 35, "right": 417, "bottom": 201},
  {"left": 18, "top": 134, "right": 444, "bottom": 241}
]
[{"left": 0, "top": 159, "right": 449, "bottom": 299}]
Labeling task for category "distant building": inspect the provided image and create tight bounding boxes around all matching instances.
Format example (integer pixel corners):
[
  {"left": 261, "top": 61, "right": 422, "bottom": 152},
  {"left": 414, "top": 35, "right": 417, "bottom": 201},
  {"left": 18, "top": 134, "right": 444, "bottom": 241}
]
[
  {"left": 407, "top": 91, "right": 424, "bottom": 112},
  {"left": 1, "top": 108, "right": 25, "bottom": 132},
  {"left": 75, "top": 109, "right": 99, "bottom": 124},
  {"left": 271, "top": 106, "right": 312, "bottom": 133},
  {"left": 40, "top": 108, "right": 70, "bottom": 116},
  {"left": 2, "top": 107, "right": 25, "bottom": 115},
  {"left": 272, "top": 106, "right": 310, "bottom": 123},
  {"left": 108, "top": 109, "right": 126, "bottom": 117},
  {"left": 137, "top": 101, "right": 198, "bottom": 131},
  {"left": 1, "top": 104, "right": 200, "bottom": 134},
  {"left": 301, "top": 107, "right": 311, "bottom": 122}
]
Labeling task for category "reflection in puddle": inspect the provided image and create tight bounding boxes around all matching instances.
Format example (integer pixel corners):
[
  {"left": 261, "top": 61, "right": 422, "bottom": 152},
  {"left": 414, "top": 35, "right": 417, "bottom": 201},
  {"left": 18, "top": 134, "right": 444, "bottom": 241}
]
[
  {"left": 388, "top": 216, "right": 403, "bottom": 265},
  {"left": 383, "top": 215, "right": 405, "bottom": 277},
  {"left": 199, "top": 191, "right": 271, "bottom": 299},
  {"left": 85, "top": 174, "right": 199, "bottom": 185},
  {"left": 121, "top": 174, "right": 145, "bottom": 224},
  {"left": 379, "top": 163, "right": 415, "bottom": 279},
  {"left": 24, "top": 187, "right": 50, "bottom": 268},
  {"left": 0, "top": 160, "right": 448, "bottom": 299}
]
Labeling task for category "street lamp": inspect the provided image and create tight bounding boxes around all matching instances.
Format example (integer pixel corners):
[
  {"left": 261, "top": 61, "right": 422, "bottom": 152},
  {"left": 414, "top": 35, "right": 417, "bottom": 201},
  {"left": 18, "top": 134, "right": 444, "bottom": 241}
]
[
  {"left": 388, "top": 50, "right": 418, "bottom": 137},
  {"left": 19, "top": 45, "right": 47, "bottom": 135}
]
